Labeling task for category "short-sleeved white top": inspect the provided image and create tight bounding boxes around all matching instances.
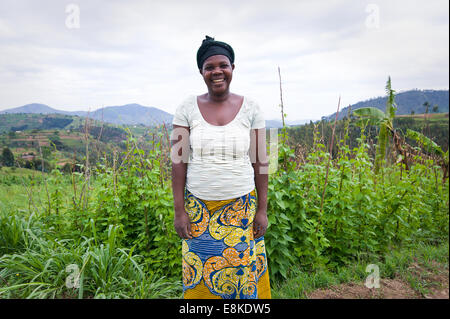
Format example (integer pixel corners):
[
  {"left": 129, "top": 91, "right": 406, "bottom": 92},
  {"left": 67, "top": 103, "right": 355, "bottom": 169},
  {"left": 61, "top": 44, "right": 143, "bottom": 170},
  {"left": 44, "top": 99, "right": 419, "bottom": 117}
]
[{"left": 172, "top": 95, "right": 265, "bottom": 200}]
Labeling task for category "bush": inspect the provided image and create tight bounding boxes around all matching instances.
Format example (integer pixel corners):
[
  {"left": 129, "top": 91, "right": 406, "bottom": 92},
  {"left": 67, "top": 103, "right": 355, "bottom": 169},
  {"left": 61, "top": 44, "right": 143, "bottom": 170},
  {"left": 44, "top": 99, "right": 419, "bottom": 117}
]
[{"left": 1, "top": 147, "right": 14, "bottom": 167}]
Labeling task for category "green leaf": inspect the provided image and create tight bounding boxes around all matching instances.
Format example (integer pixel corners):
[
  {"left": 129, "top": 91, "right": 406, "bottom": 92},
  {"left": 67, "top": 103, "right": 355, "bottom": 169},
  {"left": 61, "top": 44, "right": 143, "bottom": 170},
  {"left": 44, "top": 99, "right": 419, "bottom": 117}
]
[
  {"left": 406, "top": 129, "right": 445, "bottom": 158},
  {"left": 353, "top": 107, "right": 386, "bottom": 125},
  {"left": 278, "top": 201, "right": 287, "bottom": 210}
]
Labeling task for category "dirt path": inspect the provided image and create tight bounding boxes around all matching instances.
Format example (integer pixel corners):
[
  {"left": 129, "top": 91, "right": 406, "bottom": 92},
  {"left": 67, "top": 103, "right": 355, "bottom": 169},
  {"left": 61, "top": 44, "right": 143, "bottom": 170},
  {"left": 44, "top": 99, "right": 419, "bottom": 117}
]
[{"left": 307, "top": 260, "right": 449, "bottom": 299}]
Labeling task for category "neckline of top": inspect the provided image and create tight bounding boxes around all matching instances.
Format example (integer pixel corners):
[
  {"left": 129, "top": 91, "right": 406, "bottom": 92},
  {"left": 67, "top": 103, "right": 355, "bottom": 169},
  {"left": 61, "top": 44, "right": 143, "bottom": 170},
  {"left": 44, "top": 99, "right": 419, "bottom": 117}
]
[{"left": 195, "top": 95, "right": 246, "bottom": 127}]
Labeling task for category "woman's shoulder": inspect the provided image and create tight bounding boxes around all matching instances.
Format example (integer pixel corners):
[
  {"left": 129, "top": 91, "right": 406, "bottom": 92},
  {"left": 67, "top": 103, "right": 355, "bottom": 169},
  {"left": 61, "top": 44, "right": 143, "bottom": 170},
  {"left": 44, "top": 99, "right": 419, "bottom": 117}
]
[
  {"left": 180, "top": 94, "right": 197, "bottom": 107},
  {"left": 241, "top": 95, "right": 265, "bottom": 128},
  {"left": 241, "top": 95, "right": 262, "bottom": 115},
  {"left": 173, "top": 95, "right": 198, "bottom": 126},
  {"left": 176, "top": 95, "right": 197, "bottom": 113}
]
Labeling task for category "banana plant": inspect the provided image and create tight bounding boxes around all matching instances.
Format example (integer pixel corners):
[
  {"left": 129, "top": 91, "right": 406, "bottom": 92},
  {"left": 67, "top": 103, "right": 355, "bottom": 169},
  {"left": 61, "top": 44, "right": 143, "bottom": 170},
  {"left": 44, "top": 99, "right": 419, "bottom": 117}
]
[
  {"left": 406, "top": 129, "right": 446, "bottom": 158},
  {"left": 353, "top": 76, "right": 397, "bottom": 173},
  {"left": 406, "top": 128, "right": 449, "bottom": 182}
]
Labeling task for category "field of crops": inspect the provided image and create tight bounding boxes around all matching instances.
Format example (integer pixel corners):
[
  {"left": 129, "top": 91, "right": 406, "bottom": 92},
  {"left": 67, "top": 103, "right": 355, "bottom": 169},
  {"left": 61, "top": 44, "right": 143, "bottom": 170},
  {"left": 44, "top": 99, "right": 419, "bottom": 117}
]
[
  {"left": 0, "top": 114, "right": 448, "bottom": 298},
  {"left": 1, "top": 78, "right": 449, "bottom": 298}
]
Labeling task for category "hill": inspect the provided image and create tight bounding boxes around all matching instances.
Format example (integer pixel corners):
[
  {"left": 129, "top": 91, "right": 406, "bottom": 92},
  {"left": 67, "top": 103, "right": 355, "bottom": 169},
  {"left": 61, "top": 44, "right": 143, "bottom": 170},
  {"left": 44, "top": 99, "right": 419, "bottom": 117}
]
[
  {"left": 0, "top": 103, "right": 61, "bottom": 114},
  {"left": 266, "top": 119, "right": 317, "bottom": 128},
  {"left": 87, "top": 104, "right": 173, "bottom": 126},
  {"left": 0, "top": 113, "right": 83, "bottom": 133},
  {"left": 0, "top": 103, "right": 173, "bottom": 126},
  {"left": 2, "top": 88, "right": 448, "bottom": 128},
  {"left": 325, "top": 89, "right": 449, "bottom": 121}
]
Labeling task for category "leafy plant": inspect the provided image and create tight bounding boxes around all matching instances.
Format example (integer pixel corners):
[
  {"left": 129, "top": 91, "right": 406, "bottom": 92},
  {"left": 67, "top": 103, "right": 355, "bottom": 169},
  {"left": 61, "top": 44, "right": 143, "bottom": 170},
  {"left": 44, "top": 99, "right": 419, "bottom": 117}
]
[{"left": 353, "top": 76, "right": 397, "bottom": 173}]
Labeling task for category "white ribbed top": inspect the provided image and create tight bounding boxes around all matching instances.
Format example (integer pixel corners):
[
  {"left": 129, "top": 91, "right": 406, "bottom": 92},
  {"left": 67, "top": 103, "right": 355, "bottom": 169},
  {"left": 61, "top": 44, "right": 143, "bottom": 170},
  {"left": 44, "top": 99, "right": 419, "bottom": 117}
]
[{"left": 172, "top": 95, "right": 265, "bottom": 200}]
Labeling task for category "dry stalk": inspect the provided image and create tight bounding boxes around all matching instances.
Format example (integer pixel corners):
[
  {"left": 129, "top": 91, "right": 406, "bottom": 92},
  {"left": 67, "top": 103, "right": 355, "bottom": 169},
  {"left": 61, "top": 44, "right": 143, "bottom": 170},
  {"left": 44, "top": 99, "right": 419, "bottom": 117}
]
[
  {"left": 14, "top": 160, "right": 41, "bottom": 215},
  {"left": 79, "top": 111, "right": 91, "bottom": 210},
  {"left": 278, "top": 66, "right": 286, "bottom": 129},
  {"left": 317, "top": 95, "right": 341, "bottom": 233},
  {"left": 38, "top": 141, "right": 51, "bottom": 215},
  {"left": 113, "top": 148, "right": 117, "bottom": 195}
]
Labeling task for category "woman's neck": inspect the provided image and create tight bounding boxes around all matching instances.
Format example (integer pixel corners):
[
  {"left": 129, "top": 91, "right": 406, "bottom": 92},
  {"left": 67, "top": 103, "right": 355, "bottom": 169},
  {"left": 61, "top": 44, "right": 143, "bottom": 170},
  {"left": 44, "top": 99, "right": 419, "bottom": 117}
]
[{"left": 206, "top": 90, "right": 231, "bottom": 103}]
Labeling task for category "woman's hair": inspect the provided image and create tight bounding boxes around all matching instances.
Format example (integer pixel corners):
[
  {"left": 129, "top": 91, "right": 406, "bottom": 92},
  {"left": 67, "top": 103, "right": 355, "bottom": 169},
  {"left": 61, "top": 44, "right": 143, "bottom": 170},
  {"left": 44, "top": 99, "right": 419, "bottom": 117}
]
[{"left": 196, "top": 35, "right": 235, "bottom": 70}]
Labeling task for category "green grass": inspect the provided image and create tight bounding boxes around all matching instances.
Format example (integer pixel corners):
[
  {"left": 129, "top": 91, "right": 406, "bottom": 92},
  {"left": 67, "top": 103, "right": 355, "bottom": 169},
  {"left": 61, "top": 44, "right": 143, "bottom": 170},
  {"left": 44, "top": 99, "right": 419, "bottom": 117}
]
[
  {"left": 0, "top": 209, "right": 182, "bottom": 299},
  {"left": 1, "top": 168, "right": 54, "bottom": 211},
  {"left": 0, "top": 167, "right": 41, "bottom": 178}
]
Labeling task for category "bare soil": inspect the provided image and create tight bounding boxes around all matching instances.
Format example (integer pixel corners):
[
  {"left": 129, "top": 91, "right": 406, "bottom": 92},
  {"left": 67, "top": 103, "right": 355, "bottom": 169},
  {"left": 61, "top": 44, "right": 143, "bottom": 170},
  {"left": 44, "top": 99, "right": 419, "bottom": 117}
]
[{"left": 306, "top": 260, "right": 449, "bottom": 299}]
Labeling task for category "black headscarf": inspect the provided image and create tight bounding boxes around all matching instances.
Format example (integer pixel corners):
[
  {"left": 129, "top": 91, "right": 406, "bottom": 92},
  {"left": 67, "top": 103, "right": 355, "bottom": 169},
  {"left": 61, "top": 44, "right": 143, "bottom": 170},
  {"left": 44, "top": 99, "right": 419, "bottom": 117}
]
[{"left": 196, "top": 35, "right": 235, "bottom": 70}]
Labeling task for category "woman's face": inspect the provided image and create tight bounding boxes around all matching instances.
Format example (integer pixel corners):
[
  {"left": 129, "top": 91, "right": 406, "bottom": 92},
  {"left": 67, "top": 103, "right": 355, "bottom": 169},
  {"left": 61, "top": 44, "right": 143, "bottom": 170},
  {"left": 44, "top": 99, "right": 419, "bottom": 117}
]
[{"left": 200, "top": 55, "right": 234, "bottom": 96}]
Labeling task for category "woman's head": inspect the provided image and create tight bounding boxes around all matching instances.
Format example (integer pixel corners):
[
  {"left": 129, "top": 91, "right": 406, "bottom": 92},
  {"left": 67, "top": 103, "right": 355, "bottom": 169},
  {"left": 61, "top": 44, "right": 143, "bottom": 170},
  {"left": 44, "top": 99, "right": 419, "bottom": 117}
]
[
  {"left": 196, "top": 35, "right": 234, "bottom": 71},
  {"left": 197, "top": 36, "right": 235, "bottom": 96}
]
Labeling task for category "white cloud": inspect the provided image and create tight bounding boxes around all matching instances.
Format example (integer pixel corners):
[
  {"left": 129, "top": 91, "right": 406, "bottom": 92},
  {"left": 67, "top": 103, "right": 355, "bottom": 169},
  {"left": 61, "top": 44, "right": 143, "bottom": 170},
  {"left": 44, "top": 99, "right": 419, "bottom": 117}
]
[{"left": 0, "top": 0, "right": 448, "bottom": 120}]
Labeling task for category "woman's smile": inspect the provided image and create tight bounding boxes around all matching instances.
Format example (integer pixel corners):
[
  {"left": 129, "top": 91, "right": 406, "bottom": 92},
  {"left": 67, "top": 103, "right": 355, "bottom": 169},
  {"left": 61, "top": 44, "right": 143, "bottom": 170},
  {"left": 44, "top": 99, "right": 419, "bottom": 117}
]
[
  {"left": 212, "top": 78, "right": 225, "bottom": 86},
  {"left": 201, "top": 55, "right": 234, "bottom": 96}
]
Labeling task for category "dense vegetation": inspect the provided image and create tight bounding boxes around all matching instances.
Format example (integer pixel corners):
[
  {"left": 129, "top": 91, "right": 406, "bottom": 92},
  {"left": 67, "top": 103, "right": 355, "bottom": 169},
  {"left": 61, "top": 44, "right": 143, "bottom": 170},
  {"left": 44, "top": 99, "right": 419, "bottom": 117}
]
[
  {"left": 0, "top": 120, "right": 158, "bottom": 174},
  {"left": 0, "top": 113, "right": 79, "bottom": 133},
  {"left": 0, "top": 81, "right": 448, "bottom": 299},
  {"left": 288, "top": 113, "right": 449, "bottom": 159}
]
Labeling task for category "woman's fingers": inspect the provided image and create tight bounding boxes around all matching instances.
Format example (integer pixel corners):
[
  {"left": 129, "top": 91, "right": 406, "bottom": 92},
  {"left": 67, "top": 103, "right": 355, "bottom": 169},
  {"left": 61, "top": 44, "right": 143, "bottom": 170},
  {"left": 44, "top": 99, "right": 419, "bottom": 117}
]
[
  {"left": 185, "top": 223, "right": 193, "bottom": 239},
  {"left": 253, "top": 210, "right": 268, "bottom": 239},
  {"left": 174, "top": 211, "right": 193, "bottom": 239},
  {"left": 253, "top": 223, "right": 266, "bottom": 239},
  {"left": 176, "top": 223, "right": 192, "bottom": 239},
  {"left": 175, "top": 225, "right": 184, "bottom": 238}
]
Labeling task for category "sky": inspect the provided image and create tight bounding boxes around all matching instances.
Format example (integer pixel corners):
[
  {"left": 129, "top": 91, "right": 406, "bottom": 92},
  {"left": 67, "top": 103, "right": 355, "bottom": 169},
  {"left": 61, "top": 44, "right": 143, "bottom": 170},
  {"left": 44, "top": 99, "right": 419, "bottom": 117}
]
[{"left": 0, "top": 0, "right": 448, "bottom": 121}]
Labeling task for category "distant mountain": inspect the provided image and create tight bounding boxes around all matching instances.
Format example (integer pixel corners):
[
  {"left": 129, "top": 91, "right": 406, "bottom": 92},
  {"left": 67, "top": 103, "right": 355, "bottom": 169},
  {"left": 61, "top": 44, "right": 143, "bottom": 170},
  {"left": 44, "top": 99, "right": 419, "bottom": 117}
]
[
  {"left": 3, "top": 89, "right": 448, "bottom": 127},
  {"left": 265, "top": 119, "right": 318, "bottom": 128},
  {"left": 325, "top": 89, "right": 449, "bottom": 121},
  {"left": 265, "top": 120, "right": 297, "bottom": 128},
  {"left": 0, "top": 103, "right": 173, "bottom": 126},
  {"left": 0, "top": 103, "right": 64, "bottom": 115},
  {"left": 88, "top": 104, "right": 173, "bottom": 126}
]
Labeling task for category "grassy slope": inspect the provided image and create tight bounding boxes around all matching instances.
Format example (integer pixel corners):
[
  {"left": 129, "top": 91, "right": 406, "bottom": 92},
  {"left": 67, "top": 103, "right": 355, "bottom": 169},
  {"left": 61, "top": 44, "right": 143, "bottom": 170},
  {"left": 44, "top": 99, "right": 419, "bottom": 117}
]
[{"left": 272, "top": 241, "right": 449, "bottom": 299}]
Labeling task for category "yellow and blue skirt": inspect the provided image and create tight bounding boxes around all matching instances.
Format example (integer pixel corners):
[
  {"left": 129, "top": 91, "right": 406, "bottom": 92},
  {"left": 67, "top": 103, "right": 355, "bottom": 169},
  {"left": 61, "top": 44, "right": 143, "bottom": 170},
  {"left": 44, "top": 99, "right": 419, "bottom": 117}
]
[{"left": 182, "top": 189, "right": 271, "bottom": 299}]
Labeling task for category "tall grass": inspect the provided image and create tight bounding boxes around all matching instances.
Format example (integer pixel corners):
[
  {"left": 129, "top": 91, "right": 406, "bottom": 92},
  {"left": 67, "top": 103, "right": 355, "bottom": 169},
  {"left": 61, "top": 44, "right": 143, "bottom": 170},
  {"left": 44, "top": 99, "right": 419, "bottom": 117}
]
[{"left": 0, "top": 210, "right": 181, "bottom": 298}]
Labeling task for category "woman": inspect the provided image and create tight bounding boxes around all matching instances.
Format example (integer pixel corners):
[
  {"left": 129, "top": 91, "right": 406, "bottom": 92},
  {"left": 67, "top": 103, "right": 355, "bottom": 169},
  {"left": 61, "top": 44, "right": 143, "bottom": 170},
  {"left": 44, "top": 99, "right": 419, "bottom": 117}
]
[{"left": 171, "top": 36, "right": 271, "bottom": 299}]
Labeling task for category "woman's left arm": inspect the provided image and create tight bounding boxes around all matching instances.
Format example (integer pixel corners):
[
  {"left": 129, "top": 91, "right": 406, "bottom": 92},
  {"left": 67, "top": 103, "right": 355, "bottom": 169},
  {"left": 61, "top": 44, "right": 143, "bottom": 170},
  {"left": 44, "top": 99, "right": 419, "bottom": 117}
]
[{"left": 251, "top": 128, "right": 269, "bottom": 239}]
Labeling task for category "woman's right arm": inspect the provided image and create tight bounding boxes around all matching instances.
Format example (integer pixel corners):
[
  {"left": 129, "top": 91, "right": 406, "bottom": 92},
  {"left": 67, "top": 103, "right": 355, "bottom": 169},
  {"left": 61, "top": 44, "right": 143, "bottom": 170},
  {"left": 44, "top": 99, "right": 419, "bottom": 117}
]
[{"left": 171, "top": 124, "right": 192, "bottom": 239}]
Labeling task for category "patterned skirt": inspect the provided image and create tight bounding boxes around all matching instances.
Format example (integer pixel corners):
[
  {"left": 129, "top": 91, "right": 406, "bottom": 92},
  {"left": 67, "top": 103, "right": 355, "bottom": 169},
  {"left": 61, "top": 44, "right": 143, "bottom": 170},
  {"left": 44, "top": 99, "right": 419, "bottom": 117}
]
[{"left": 182, "top": 189, "right": 271, "bottom": 299}]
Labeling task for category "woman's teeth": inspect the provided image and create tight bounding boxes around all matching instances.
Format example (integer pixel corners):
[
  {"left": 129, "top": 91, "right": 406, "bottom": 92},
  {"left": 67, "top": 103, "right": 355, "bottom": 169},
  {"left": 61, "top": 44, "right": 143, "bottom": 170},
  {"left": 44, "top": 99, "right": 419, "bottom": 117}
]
[{"left": 212, "top": 79, "right": 224, "bottom": 83}]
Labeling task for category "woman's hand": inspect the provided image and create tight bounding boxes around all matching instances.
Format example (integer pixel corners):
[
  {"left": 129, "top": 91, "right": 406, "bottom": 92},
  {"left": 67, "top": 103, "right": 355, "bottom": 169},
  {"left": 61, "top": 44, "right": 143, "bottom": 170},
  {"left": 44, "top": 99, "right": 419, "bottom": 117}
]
[
  {"left": 253, "top": 208, "right": 268, "bottom": 239},
  {"left": 174, "top": 208, "right": 193, "bottom": 240}
]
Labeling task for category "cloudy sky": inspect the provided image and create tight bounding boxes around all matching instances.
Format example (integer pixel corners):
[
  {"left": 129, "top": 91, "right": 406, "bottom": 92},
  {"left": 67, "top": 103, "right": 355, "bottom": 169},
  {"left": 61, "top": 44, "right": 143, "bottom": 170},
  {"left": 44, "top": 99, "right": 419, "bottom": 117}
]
[{"left": 0, "top": 0, "right": 448, "bottom": 121}]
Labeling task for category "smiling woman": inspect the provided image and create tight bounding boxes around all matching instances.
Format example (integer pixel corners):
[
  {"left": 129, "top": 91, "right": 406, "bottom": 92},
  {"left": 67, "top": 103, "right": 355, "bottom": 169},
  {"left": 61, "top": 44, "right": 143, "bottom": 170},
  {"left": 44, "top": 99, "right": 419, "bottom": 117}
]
[{"left": 170, "top": 36, "right": 271, "bottom": 299}]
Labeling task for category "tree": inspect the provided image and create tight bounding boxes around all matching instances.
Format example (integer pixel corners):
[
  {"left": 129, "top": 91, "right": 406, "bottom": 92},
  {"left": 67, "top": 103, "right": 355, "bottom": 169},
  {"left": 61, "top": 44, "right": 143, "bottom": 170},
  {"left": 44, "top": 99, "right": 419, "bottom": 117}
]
[
  {"left": 432, "top": 105, "right": 439, "bottom": 113},
  {"left": 2, "top": 147, "right": 15, "bottom": 167},
  {"left": 353, "top": 76, "right": 397, "bottom": 173},
  {"left": 423, "top": 101, "right": 430, "bottom": 114}
]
